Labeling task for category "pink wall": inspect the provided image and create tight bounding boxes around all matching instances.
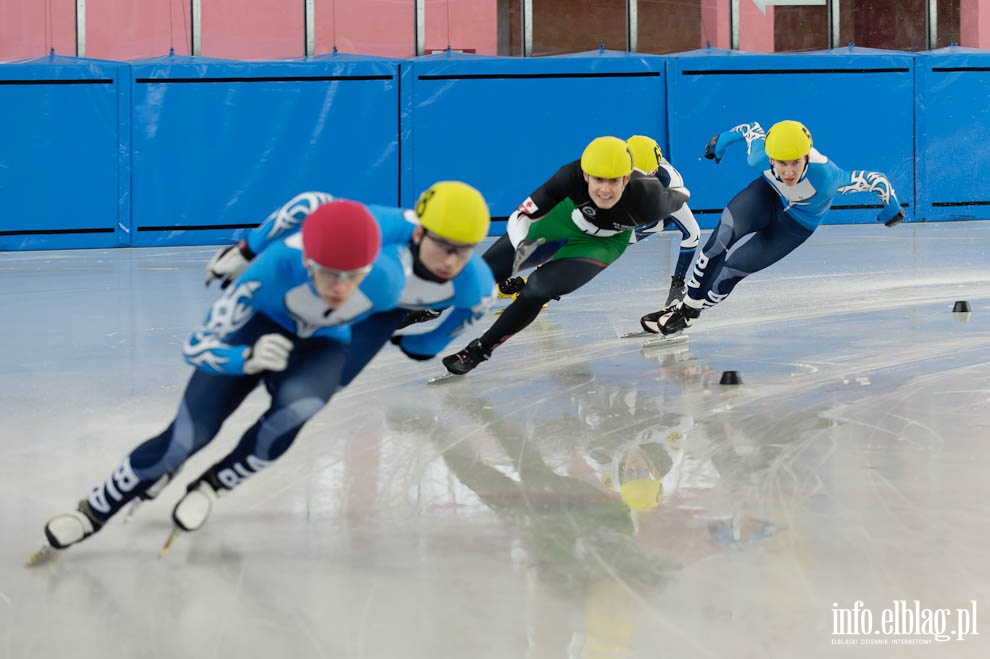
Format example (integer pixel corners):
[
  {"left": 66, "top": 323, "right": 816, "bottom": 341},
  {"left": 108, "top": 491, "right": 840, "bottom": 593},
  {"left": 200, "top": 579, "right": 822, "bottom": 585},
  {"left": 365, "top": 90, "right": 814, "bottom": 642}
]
[
  {"left": 315, "top": 0, "right": 497, "bottom": 58},
  {"left": 423, "top": 0, "right": 498, "bottom": 54},
  {"left": 87, "top": 0, "right": 189, "bottom": 60},
  {"left": 0, "top": 0, "right": 497, "bottom": 62},
  {"left": 961, "top": 0, "right": 990, "bottom": 47},
  {"left": 701, "top": 0, "right": 775, "bottom": 52},
  {"left": 740, "top": 3, "right": 775, "bottom": 52},
  {"left": 316, "top": 0, "right": 414, "bottom": 58},
  {"left": 701, "top": 0, "right": 730, "bottom": 48},
  {"left": 201, "top": 0, "right": 303, "bottom": 59},
  {"left": 0, "top": 0, "right": 74, "bottom": 61}
]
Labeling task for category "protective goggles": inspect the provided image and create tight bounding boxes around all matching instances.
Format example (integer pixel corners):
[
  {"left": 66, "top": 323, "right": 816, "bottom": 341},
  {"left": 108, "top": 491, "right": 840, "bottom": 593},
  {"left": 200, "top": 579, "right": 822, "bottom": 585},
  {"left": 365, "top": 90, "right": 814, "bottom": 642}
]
[
  {"left": 423, "top": 231, "right": 476, "bottom": 258},
  {"left": 305, "top": 259, "right": 372, "bottom": 283}
]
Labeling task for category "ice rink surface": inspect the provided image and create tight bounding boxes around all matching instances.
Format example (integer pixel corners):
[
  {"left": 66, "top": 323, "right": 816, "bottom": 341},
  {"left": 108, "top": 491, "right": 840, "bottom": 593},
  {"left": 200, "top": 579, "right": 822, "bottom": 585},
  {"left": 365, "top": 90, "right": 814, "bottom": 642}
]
[{"left": 1, "top": 221, "right": 988, "bottom": 658}]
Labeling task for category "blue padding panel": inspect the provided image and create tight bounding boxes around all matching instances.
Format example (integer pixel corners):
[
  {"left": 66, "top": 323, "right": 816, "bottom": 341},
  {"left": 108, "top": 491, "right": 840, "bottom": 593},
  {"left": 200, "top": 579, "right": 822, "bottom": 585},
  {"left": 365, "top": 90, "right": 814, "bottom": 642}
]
[
  {"left": 667, "top": 47, "right": 915, "bottom": 227},
  {"left": 128, "top": 54, "right": 401, "bottom": 247},
  {"left": 916, "top": 47, "right": 990, "bottom": 222},
  {"left": 0, "top": 55, "right": 127, "bottom": 251},
  {"left": 402, "top": 51, "right": 667, "bottom": 230}
]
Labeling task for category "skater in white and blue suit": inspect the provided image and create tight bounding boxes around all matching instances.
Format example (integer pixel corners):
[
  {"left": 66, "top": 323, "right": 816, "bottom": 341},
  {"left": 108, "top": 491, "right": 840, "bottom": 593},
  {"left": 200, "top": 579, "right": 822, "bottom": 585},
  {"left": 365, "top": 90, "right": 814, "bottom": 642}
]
[
  {"left": 625, "top": 134, "right": 702, "bottom": 308},
  {"left": 642, "top": 119, "right": 905, "bottom": 335}
]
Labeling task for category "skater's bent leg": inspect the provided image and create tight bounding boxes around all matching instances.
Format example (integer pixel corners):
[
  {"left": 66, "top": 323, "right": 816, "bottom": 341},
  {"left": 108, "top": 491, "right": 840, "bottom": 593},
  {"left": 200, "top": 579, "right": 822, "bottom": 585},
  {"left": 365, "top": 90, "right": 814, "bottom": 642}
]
[
  {"left": 339, "top": 309, "right": 406, "bottom": 388},
  {"left": 203, "top": 339, "right": 348, "bottom": 491},
  {"left": 85, "top": 370, "right": 259, "bottom": 523},
  {"left": 687, "top": 178, "right": 777, "bottom": 307},
  {"left": 481, "top": 234, "right": 517, "bottom": 282},
  {"left": 707, "top": 217, "right": 813, "bottom": 302},
  {"left": 480, "top": 258, "right": 604, "bottom": 350}
]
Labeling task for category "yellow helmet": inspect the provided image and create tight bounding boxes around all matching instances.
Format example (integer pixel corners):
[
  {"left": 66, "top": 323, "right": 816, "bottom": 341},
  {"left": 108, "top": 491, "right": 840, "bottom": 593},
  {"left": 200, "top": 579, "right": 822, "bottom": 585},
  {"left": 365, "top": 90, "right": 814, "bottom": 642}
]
[
  {"left": 619, "top": 478, "right": 662, "bottom": 512},
  {"left": 415, "top": 181, "right": 490, "bottom": 244},
  {"left": 625, "top": 135, "right": 663, "bottom": 173},
  {"left": 764, "top": 120, "right": 813, "bottom": 161},
  {"left": 580, "top": 136, "right": 634, "bottom": 179}
]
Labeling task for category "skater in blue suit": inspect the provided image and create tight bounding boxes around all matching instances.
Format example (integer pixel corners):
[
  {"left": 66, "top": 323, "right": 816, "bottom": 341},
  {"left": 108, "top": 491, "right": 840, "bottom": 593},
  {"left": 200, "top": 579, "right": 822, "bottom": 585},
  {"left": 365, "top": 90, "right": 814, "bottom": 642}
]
[
  {"left": 38, "top": 200, "right": 405, "bottom": 558},
  {"left": 641, "top": 120, "right": 905, "bottom": 335}
]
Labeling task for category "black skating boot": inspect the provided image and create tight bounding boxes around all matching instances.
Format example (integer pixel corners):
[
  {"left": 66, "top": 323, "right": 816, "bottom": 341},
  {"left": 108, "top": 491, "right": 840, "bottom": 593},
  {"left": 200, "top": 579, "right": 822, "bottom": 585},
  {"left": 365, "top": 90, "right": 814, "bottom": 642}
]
[
  {"left": 441, "top": 339, "right": 492, "bottom": 375},
  {"left": 640, "top": 303, "right": 700, "bottom": 335}
]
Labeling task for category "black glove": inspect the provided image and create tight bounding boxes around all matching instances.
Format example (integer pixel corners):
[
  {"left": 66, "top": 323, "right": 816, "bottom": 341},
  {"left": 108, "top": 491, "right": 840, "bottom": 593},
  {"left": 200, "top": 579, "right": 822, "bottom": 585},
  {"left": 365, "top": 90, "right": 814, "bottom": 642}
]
[
  {"left": 883, "top": 210, "right": 905, "bottom": 227},
  {"left": 703, "top": 135, "right": 721, "bottom": 163},
  {"left": 498, "top": 277, "right": 526, "bottom": 296},
  {"left": 397, "top": 308, "right": 441, "bottom": 329}
]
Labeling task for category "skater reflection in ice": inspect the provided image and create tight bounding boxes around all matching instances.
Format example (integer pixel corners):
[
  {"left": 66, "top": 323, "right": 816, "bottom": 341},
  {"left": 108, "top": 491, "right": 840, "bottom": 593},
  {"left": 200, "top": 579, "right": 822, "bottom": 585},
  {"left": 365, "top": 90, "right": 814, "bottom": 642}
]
[
  {"left": 552, "top": 373, "right": 721, "bottom": 514},
  {"left": 550, "top": 363, "right": 782, "bottom": 553},
  {"left": 417, "top": 388, "right": 677, "bottom": 658}
]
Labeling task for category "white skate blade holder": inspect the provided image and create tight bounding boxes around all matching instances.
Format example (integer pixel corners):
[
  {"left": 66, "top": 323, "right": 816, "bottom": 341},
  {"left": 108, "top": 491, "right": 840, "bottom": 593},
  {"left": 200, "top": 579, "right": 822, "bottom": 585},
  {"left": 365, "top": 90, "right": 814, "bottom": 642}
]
[
  {"left": 28, "top": 508, "right": 98, "bottom": 565},
  {"left": 427, "top": 371, "right": 465, "bottom": 385},
  {"left": 618, "top": 329, "right": 652, "bottom": 339},
  {"left": 641, "top": 333, "right": 689, "bottom": 349}
]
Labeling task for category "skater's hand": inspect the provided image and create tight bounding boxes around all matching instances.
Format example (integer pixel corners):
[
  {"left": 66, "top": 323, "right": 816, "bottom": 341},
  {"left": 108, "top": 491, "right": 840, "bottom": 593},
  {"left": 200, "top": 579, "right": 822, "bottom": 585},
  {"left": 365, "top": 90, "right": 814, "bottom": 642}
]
[
  {"left": 243, "top": 334, "right": 294, "bottom": 374},
  {"left": 882, "top": 210, "right": 904, "bottom": 227},
  {"left": 206, "top": 240, "right": 255, "bottom": 289},
  {"left": 703, "top": 134, "right": 723, "bottom": 163}
]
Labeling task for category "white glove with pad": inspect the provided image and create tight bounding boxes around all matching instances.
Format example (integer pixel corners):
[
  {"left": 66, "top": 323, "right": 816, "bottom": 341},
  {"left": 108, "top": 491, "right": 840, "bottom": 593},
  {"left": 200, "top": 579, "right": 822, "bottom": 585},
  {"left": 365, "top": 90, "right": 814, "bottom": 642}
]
[
  {"left": 243, "top": 334, "right": 294, "bottom": 374},
  {"left": 206, "top": 240, "right": 254, "bottom": 288}
]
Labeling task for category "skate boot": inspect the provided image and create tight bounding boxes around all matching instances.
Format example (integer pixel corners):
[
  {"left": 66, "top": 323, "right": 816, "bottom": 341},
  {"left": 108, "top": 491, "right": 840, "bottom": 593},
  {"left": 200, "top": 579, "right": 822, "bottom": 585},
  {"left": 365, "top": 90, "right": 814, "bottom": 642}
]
[
  {"left": 171, "top": 469, "right": 225, "bottom": 532},
  {"left": 640, "top": 306, "right": 673, "bottom": 334},
  {"left": 664, "top": 276, "right": 686, "bottom": 307},
  {"left": 442, "top": 339, "right": 492, "bottom": 375},
  {"left": 498, "top": 276, "right": 526, "bottom": 298},
  {"left": 397, "top": 308, "right": 441, "bottom": 329},
  {"left": 640, "top": 303, "right": 700, "bottom": 335},
  {"left": 44, "top": 499, "right": 104, "bottom": 550}
]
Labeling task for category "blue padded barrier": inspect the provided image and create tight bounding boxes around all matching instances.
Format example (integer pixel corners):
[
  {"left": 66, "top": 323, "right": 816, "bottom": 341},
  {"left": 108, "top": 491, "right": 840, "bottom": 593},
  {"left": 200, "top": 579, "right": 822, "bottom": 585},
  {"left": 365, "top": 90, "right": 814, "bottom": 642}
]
[
  {"left": 127, "top": 53, "right": 401, "bottom": 247},
  {"left": 401, "top": 50, "right": 668, "bottom": 233},
  {"left": 666, "top": 46, "right": 915, "bottom": 228},
  {"left": 5, "top": 48, "right": 983, "bottom": 254},
  {"left": 0, "top": 55, "right": 128, "bottom": 250},
  {"left": 916, "top": 47, "right": 990, "bottom": 222}
]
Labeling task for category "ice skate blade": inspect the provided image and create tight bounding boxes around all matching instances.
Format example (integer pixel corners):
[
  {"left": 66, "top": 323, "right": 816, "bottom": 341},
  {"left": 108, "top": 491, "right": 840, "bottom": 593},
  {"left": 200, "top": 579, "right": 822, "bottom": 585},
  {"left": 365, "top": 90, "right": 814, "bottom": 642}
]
[
  {"left": 121, "top": 500, "right": 142, "bottom": 525},
  {"left": 159, "top": 528, "right": 180, "bottom": 558},
  {"left": 427, "top": 372, "right": 466, "bottom": 385},
  {"left": 619, "top": 330, "right": 653, "bottom": 339},
  {"left": 26, "top": 545, "right": 57, "bottom": 567},
  {"left": 641, "top": 333, "right": 688, "bottom": 349}
]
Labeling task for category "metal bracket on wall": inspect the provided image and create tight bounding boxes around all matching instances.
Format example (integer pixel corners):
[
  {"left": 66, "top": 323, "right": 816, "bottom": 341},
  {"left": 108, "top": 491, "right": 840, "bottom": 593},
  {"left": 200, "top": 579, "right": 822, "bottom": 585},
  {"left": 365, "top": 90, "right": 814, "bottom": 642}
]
[
  {"left": 305, "top": 0, "right": 315, "bottom": 56},
  {"left": 415, "top": 0, "right": 425, "bottom": 56},
  {"left": 191, "top": 0, "right": 202, "bottom": 56},
  {"left": 628, "top": 0, "right": 638, "bottom": 53},
  {"left": 76, "top": 0, "right": 86, "bottom": 57},
  {"left": 523, "top": 0, "right": 533, "bottom": 57}
]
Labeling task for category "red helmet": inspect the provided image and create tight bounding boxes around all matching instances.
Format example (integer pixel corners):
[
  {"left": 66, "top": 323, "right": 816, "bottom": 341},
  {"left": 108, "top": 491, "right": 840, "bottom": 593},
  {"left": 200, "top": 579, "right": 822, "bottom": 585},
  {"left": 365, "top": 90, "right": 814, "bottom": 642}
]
[{"left": 301, "top": 200, "right": 381, "bottom": 271}]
